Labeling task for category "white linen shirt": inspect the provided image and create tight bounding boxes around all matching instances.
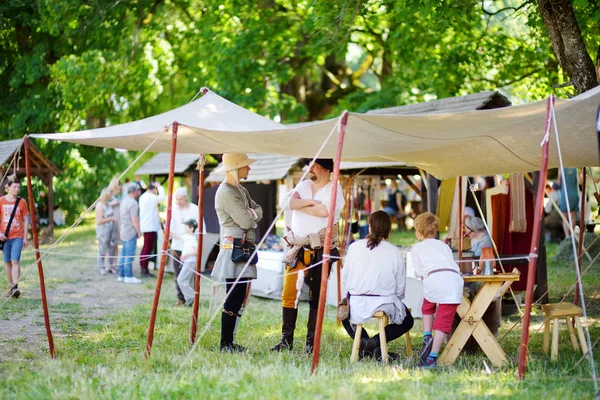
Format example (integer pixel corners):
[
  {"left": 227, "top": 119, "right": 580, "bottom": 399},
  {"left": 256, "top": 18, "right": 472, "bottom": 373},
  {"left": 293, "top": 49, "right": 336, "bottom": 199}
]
[
  {"left": 139, "top": 185, "right": 166, "bottom": 233},
  {"left": 280, "top": 179, "right": 345, "bottom": 238},
  {"left": 170, "top": 202, "right": 206, "bottom": 251},
  {"left": 411, "top": 239, "right": 463, "bottom": 304},
  {"left": 181, "top": 232, "right": 198, "bottom": 262},
  {"left": 341, "top": 239, "right": 407, "bottom": 325}
]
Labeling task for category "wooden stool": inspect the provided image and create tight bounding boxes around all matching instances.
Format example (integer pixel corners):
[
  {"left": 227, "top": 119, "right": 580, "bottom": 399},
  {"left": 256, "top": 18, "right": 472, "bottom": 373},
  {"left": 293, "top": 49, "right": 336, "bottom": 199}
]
[
  {"left": 350, "top": 309, "right": 413, "bottom": 365},
  {"left": 541, "top": 302, "right": 588, "bottom": 361}
]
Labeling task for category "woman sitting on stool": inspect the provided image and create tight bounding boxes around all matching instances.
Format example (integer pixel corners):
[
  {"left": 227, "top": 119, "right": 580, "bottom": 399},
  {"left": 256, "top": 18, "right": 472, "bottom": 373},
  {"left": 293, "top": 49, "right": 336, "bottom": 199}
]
[{"left": 341, "top": 210, "right": 414, "bottom": 360}]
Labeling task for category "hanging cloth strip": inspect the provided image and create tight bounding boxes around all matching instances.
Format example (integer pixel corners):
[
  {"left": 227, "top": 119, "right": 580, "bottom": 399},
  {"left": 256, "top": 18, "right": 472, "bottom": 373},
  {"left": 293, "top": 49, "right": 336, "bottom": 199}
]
[
  {"left": 509, "top": 173, "right": 527, "bottom": 233},
  {"left": 448, "top": 177, "right": 467, "bottom": 240},
  {"left": 436, "top": 177, "right": 456, "bottom": 234}
]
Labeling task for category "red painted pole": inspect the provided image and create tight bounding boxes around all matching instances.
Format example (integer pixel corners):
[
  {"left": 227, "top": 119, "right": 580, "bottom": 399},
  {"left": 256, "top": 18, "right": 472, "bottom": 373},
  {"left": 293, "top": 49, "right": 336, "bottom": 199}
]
[
  {"left": 518, "top": 96, "right": 552, "bottom": 380},
  {"left": 458, "top": 177, "right": 463, "bottom": 260},
  {"left": 574, "top": 167, "right": 586, "bottom": 305},
  {"left": 24, "top": 136, "right": 55, "bottom": 358},
  {"left": 145, "top": 122, "right": 178, "bottom": 359},
  {"left": 311, "top": 111, "right": 348, "bottom": 374},
  {"left": 190, "top": 154, "right": 206, "bottom": 343}
]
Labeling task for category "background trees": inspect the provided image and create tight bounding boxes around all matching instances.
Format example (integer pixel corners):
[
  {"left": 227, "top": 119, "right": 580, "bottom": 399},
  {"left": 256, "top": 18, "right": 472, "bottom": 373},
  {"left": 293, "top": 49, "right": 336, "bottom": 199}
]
[{"left": 1, "top": 0, "right": 598, "bottom": 219}]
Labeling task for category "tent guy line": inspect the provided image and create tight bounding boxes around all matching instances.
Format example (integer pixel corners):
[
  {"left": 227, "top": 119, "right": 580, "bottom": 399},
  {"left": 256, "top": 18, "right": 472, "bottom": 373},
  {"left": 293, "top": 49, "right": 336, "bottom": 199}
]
[
  {"left": 498, "top": 233, "right": 600, "bottom": 344},
  {"left": 18, "top": 86, "right": 600, "bottom": 381},
  {"left": 550, "top": 101, "right": 598, "bottom": 391},
  {"left": 158, "top": 116, "right": 343, "bottom": 391},
  {"left": 0, "top": 131, "right": 167, "bottom": 315}
]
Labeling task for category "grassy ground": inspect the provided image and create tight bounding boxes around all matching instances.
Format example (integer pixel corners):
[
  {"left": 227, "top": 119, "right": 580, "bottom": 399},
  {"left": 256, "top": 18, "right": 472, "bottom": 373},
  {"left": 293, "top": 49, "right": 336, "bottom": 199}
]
[{"left": 0, "top": 223, "right": 598, "bottom": 399}]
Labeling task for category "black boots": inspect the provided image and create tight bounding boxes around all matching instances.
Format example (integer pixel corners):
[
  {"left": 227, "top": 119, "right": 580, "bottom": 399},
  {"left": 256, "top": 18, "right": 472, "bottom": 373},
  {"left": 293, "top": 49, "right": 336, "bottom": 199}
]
[
  {"left": 271, "top": 307, "right": 298, "bottom": 351},
  {"left": 220, "top": 311, "right": 245, "bottom": 353},
  {"left": 359, "top": 337, "right": 379, "bottom": 358},
  {"left": 271, "top": 307, "right": 317, "bottom": 353},
  {"left": 305, "top": 307, "right": 318, "bottom": 354}
]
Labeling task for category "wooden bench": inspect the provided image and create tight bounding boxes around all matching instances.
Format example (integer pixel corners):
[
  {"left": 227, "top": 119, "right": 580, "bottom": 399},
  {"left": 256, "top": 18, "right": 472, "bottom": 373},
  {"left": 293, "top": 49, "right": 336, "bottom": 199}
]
[{"left": 542, "top": 302, "right": 588, "bottom": 361}]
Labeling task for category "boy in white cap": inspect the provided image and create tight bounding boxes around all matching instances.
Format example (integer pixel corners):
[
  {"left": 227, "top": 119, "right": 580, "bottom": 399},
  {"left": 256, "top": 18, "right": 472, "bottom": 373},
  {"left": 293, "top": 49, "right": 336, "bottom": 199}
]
[
  {"left": 176, "top": 219, "right": 199, "bottom": 306},
  {"left": 170, "top": 186, "right": 199, "bottom": 305}
]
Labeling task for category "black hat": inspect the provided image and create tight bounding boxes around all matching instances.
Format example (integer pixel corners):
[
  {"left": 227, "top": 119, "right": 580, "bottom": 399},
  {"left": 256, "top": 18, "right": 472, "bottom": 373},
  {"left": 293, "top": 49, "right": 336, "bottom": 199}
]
[
  {"left": 184, "top": 219, "right": 198, "bottom": 231},
  {"left": 302, "top": 158, "right": 334, "bottom": 172}
]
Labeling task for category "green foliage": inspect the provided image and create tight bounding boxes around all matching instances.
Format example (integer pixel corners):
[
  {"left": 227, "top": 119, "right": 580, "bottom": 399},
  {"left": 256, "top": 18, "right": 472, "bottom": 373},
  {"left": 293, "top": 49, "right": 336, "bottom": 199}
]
[{"left": 1, "top": 0, "right": 600, "bottom": 218}]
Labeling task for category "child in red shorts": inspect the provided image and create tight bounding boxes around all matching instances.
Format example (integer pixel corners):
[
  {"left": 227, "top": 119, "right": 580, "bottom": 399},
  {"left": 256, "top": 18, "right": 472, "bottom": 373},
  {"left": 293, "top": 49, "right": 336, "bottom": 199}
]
[{"left": 411, "top": 212, "right": 464, "bottom": 368}]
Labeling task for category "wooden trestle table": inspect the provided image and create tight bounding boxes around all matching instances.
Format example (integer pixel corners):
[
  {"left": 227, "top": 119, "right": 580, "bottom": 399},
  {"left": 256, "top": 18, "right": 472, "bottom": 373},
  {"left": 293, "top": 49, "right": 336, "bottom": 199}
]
[{"left": 438, "top": 272, "right": 521, "bottom": 367}]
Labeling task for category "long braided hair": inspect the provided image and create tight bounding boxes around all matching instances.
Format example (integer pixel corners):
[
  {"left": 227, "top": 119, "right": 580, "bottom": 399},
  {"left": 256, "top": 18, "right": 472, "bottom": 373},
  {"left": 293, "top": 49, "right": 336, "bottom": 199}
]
[{"left": 366, "top": 210, "right": 392, "bottom": 250}]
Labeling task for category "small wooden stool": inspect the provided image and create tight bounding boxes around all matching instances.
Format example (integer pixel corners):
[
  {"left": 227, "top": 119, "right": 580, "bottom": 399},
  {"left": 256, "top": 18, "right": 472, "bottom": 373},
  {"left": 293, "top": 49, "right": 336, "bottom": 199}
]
[
  {"left": 542, "top": 302, "right": 588, "bottom": 361},
  {"left": 350, "top": 310, "right": 413, "bottom": 365}
]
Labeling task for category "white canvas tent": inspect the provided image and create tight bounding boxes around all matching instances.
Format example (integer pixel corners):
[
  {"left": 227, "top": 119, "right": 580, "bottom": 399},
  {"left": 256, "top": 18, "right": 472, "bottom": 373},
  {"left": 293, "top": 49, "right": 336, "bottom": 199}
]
[
  {"left": 31, "top": 87, "right": 600, "bottom": 179},
  {"left": 27, "top": 87, "right": 600, "bottom": 380}
]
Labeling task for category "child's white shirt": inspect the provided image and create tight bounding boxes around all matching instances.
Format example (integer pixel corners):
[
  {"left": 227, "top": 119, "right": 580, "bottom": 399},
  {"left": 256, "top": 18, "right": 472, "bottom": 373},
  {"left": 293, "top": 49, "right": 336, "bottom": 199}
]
[
  {"left": 411, "top": 239, "right": 463, "bottom": 304},
  {"left": 181, "top": 232, "right": 198, "bottom": 262}
]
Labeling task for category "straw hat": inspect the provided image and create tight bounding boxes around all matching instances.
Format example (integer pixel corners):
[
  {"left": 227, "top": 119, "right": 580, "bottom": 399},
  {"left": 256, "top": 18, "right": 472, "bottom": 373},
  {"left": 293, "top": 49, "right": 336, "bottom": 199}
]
[{"left": 215, "top": 153, "right": 256, "bottom": 173}]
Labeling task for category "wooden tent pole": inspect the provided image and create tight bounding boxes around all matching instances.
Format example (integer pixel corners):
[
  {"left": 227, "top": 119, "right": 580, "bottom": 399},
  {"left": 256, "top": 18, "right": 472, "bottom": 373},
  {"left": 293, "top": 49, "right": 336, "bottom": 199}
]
[
  {"left": 189, "top": 87, "right": 209, "bottom": 344},
  {"left": 518, "top": 96, "right": 552, "bottom": 380},
  {"left": 574, "top": 167, "right": 587, "bottom": 305},
  {"left": 311, "top": 111, "right": 348, "bottom": 374},
  {"left": 190, "top": 154, "right": 206, "bottom": 343},
  {"left": 458, "top": 177, "right": 463, "bottom": 260},
  {"left": 145, "top": 122, "right": 178, "bottom": 359},
  {"left": 24, "top": 136, "right": 55, "bottom": 358}
]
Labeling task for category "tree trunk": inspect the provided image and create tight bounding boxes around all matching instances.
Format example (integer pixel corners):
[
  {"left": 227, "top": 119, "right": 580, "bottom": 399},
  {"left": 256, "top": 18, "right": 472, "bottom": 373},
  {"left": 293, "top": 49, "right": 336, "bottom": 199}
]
[{"left": 537, "top": 0, "right": 598, "bottom": 93}]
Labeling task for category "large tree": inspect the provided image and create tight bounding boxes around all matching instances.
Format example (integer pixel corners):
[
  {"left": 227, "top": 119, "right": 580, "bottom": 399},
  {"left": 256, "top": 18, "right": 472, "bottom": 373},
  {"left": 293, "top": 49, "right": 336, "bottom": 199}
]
[
  {"left": 536, "top": 0, "right": 598, "bottom": 93},
  {"left": 1, "top": 0, "right": 598, "bottom": 218}
]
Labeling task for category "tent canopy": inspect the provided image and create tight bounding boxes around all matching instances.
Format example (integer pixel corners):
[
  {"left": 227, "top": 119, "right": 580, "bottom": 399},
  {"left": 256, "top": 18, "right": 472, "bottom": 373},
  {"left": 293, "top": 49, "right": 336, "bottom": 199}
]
[
  {"left": 31, "top": 87, "right": 600, "bottom": 179},
  {"left": 206, "top": 154, "right": 299, "bottom": 183},
  {"left": 135, "top": 153, "right": 200, "bottom": 176}
]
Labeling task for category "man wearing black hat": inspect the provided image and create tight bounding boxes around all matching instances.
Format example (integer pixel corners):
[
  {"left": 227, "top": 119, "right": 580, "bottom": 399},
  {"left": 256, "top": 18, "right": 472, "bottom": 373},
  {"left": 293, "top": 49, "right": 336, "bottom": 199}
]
[{"left": 271, "top": 158, "right": 344, "bottom": 353}]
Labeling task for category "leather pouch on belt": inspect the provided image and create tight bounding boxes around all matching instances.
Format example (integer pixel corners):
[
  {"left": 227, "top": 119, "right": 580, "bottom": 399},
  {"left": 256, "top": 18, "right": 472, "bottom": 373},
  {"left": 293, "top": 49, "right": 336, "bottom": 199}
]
[{"left": 308, "top": 233, "right": 321, "bottom": 249}]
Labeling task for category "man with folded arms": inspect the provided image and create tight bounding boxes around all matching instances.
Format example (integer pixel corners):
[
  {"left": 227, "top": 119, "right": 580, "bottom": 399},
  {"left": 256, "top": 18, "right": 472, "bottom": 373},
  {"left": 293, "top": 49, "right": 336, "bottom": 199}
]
[{"left": 271, "top": 158, "right": 344, "bottom": 353}]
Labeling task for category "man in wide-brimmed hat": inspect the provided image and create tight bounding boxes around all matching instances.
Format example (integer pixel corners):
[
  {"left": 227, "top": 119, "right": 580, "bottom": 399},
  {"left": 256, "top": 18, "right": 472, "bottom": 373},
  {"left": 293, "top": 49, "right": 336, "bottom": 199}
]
[
  {"left": 211, "top": 153, "right": 263, "bottom": 353},
  {"left": 271, "top": 158, "right": 345, "bottom": 353}
]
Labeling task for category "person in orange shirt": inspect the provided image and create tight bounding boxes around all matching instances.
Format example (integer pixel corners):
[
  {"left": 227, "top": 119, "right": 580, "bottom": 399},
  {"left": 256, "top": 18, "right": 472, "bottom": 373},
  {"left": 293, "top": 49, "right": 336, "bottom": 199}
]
[{"left": 0, "top": 178, "right": 29, "bottom": 298}]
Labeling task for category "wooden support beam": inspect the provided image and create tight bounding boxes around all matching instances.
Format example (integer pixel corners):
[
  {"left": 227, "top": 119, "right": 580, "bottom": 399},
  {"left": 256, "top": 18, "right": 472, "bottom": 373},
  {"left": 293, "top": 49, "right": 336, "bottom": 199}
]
[
  {"left": 400, "top": 174, "right": 422, "bottom": 197},
  {"left": 426, "top": 174, "right": 439, "bottom": 214}
]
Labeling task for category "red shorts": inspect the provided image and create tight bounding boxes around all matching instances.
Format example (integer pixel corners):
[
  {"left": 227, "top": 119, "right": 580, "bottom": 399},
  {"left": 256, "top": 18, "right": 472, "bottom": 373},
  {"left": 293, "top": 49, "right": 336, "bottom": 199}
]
[{"left": 421, "top": 299, "right": 459, "bottom": 334}]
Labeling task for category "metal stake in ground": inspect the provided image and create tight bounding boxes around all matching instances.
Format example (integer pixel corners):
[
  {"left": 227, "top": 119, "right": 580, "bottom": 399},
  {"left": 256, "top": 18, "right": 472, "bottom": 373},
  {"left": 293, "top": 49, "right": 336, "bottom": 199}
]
[
  {"left": 145, "top": 122, "right": 178, "bottom": 359},
  {"left": 24, "top": 136, "right": 56, "bottom": 358}
]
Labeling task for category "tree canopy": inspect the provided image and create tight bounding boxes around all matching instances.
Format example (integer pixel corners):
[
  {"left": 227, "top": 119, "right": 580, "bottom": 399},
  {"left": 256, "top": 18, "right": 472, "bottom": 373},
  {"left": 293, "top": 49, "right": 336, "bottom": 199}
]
[{"left": 1, "top": 0, "right": 598, "bottom": 218}]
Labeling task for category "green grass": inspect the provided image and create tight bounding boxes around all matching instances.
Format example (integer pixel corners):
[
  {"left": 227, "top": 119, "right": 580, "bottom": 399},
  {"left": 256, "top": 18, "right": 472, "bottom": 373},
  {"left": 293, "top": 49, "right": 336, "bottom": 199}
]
[{"left": 0, "top": 222, "right": 599, "bottom": 399}]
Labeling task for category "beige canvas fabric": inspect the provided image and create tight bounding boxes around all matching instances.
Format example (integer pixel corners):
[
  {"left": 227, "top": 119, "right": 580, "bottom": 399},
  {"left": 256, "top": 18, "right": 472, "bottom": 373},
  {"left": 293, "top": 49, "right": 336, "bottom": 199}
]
[{"left": 31, "top": 87, "right": 600, "bottom": 179}]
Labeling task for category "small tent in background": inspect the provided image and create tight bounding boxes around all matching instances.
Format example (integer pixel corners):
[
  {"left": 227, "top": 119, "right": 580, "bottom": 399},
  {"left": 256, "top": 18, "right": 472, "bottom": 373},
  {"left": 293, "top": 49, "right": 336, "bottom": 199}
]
[{"left": 0, "top": 139, "right": 60, "bottom": 242}]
